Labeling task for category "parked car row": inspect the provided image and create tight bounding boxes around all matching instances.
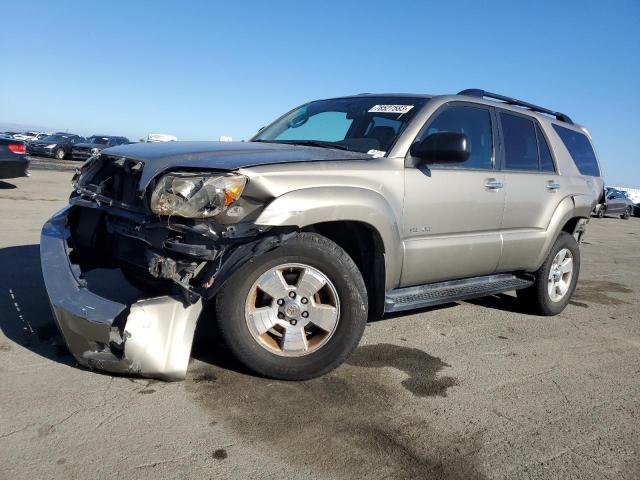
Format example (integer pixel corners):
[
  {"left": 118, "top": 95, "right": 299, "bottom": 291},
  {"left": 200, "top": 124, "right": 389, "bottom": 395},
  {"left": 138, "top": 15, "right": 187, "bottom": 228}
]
[{"left": 0, "top": 131, "right": 130, "bottom": 160}]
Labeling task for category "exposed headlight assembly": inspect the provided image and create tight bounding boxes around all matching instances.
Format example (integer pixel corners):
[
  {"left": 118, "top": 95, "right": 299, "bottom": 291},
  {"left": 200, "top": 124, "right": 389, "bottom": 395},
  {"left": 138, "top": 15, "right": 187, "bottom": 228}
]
[{"left": 150, "top": 173, "right": 247, "bottom": 218}]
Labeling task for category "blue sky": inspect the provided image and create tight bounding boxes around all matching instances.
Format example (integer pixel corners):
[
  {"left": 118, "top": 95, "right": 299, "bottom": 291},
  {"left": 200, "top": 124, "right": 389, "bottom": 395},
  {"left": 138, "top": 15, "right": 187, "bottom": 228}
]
[{"left": 1, "top": 0, "right": 639, "bottom": 185}]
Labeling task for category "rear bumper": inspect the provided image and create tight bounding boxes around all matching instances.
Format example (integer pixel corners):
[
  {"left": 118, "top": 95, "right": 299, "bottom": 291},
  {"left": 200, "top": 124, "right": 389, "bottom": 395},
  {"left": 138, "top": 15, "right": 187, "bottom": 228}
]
[
  {"left": 0, "top": 157, "right": 30, "bottom": 179},
  {"left": 40, "top": 207, "right": 202, "bottom": 381}
]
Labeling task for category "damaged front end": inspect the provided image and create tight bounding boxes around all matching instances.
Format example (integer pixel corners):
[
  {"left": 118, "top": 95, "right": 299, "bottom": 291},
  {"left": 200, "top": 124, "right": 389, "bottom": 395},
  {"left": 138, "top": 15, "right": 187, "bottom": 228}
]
[{"left": 40, "top": 153, "right": 287, "bottom": 380}]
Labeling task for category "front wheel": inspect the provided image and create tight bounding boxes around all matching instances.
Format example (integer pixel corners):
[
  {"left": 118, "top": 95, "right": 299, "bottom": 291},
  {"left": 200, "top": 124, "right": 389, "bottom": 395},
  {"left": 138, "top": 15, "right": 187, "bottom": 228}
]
[
  {"left": 55, "top": 148, "right": 66, "bottom": 160},
  {"left": 597, "top": 207, "right": 605, "bottom": 218},
  {"left": 517, "top": 232, "right": 580, "bottom": 316},
  {"left": 215, "top": 233, "right": 368, "bottom": 380}
]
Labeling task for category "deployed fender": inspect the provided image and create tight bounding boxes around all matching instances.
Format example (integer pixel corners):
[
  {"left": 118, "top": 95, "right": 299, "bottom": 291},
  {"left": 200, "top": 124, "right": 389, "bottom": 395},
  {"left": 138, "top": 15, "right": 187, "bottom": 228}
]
[
  {"left": 532, "top": 194, "right": 592, "bottom": 270},
  {"left": 254, "top": 186, "right": 403, "bottom": 289}
]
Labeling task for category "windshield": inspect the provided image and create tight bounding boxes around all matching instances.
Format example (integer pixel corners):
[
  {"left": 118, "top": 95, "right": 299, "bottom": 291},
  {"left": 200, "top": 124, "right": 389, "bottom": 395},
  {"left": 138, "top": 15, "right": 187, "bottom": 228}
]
[
  {"left": 42, "top": 135, "right": 70, "bottom": 142},
  {"left": 87, "top": 136, "right": 109, "bottom": 145},
  {"left": 253, "top": 96, "right": 429, "bottom": 154}
]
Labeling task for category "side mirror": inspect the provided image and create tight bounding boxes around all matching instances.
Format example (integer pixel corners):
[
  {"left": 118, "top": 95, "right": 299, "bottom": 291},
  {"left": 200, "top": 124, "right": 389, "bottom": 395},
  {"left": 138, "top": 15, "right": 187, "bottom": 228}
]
[{"left": 409, "top": 131, "right": 470, "bottom": 165}]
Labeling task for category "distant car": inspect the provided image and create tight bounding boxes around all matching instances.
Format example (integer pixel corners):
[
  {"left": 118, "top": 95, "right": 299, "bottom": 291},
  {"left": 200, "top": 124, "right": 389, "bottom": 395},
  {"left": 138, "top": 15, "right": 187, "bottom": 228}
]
[
  {"left": 0, "top": 138, "right": 29, "bottom": 180},
  {"left": 147, "top": 133, "right": 177, "bottom": 142},
  {"left": 27, "top": 134, "right": 85, "bottom": 159},
  {"left": 594, "top": 188, "right": 634, "bottom": 219},
  {"left": 13, "top": 131, "right": 47, "bottom": 142},
  {"left": 72, "top": 135, "right": 130, "bottom": 161}
]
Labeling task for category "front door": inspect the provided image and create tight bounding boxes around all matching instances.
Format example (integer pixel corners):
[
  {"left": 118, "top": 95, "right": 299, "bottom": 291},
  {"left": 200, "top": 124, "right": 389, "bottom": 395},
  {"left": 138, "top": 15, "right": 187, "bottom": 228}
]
[{"left": 401, "top": 103, "right": 505, "bottom": 287}]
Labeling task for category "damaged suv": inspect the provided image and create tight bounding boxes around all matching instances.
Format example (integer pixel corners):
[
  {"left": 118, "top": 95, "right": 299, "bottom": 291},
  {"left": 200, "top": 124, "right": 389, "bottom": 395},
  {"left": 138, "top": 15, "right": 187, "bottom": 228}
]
[{"left": 41, "top": 90, "right": 603, "bottom": 381}]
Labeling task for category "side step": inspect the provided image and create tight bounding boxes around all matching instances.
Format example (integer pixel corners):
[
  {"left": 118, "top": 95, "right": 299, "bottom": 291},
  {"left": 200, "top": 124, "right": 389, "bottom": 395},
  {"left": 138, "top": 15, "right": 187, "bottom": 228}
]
[{"left": 384, "top": 274, "right": 534, "bottom": 313}]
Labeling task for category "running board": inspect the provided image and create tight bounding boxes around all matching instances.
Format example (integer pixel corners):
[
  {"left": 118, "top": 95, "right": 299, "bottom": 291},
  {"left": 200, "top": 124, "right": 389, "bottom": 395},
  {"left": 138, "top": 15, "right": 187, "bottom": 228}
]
[{"left": 384, "top": 274, "right": 534, "bottom": 313}]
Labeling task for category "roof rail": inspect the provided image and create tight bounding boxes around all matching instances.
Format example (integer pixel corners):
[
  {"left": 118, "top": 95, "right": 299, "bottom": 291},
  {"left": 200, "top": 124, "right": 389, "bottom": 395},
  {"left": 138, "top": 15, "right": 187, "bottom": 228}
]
[{"left": 457, "top": 89, "right": 573, "bottom": 124}]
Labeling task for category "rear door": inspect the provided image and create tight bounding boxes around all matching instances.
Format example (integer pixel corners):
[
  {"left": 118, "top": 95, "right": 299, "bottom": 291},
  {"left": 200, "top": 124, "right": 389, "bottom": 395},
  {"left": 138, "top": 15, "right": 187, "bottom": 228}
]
[
  {"left": 401, "top": 103, "right": 505, "bottom": 286},
  {"left": 497, "top": 111, "right": 563, "bottom": 271}
]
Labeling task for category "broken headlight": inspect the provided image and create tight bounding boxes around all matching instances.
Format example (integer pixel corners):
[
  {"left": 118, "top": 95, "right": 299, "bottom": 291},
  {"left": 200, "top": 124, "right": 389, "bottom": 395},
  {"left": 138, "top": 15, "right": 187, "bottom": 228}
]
[{"left": 150, "top": 173, "right": 247, "bottom": 218}]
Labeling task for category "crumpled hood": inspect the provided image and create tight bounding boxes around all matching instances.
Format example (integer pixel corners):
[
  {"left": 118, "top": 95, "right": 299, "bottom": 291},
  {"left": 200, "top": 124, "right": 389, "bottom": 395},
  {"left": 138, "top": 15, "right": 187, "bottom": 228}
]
[{"left": 101, "top": 141, "right": 372, "bottom": 189}]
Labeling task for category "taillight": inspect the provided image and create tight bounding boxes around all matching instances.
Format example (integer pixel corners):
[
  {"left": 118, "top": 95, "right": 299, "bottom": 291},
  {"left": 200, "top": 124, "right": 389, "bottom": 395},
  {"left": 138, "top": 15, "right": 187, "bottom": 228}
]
[{"left": 8, "top": 143, "right": 26, "bottom": 154}]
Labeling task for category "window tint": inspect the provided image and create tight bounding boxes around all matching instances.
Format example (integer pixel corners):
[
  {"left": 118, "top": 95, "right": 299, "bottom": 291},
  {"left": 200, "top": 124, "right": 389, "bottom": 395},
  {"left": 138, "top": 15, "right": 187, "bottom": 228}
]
[
  {"left": 422, "top": 105, "right": 493, "bottom": 169},
  {"left": 552, "top": 124, "right": 600, "bottom": 176},
  {"left": 500, "top": 113, "right": 538, "bottom": 170},
  {"left": 275, "top": 111, "right": 352, "bottom": 142},
  {"left": 536, "top": 124, "right": 555, "bottom": 172}
]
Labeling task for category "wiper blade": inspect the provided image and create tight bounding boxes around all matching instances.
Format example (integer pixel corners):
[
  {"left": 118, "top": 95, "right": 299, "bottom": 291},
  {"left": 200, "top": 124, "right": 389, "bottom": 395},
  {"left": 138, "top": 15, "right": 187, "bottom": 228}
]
[{"left": 266, "top": 140, "right": 351, "bottom": 151}]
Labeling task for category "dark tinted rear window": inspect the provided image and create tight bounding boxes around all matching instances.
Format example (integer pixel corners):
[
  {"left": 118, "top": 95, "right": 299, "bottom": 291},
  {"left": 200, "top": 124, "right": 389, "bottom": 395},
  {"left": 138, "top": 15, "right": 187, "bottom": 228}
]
[{"left": 552, "top": 124, "right": 600, "bottom": 176}]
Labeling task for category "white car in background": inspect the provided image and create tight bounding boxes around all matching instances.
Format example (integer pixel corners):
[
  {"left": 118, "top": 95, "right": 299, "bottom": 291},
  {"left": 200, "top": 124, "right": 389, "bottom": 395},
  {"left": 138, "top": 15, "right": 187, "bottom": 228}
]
[
  {"left": 13, "top": 131, "right": 49, "bottom": 141},
  {"left": 147, "top": 133, "right": 178, "bottom": 143}
]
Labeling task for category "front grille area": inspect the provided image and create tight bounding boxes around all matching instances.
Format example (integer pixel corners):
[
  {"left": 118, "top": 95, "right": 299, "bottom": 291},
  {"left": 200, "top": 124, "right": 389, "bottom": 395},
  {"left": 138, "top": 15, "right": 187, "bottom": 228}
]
[{"left": 78, "top": 155, "right": 145, "bottom": 208}]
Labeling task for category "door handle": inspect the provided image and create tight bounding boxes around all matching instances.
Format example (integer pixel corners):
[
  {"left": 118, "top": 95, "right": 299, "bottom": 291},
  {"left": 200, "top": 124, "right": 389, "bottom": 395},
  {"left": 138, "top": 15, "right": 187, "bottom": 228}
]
[
  {"left": 546, "top": 182, "right": 561, "bottom": 191},
  {"left": 484, "top": 179, "right": 504, "bottom": 190}
]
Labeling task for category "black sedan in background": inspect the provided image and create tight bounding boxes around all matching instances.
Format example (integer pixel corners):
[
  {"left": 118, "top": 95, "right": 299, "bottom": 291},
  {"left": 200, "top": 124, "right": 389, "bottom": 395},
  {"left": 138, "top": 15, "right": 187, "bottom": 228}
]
[
  {"left": 72, "top": 135, "right": 130, "bottom": 160},
  {"left": 27, "top": 133, "right": 84, "bottom": 159},
  {"left": 0, "top": 138, "right": 29, "bottom": 180}
]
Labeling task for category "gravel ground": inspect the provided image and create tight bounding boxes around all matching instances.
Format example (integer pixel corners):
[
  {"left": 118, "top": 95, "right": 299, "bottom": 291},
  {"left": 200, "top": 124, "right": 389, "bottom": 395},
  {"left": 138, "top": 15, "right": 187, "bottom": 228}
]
[{"left": 0, "top": 170, "right": 638, "bottom": 480}]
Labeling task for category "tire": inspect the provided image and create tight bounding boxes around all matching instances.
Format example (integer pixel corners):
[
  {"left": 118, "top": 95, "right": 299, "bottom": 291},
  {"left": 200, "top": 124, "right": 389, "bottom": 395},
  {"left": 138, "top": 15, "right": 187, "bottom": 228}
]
[
  {"left": 517, "top": 232, "right": 580, "bottom": 316},
  {"left": 621, "top": 207, "right": 631, "bottom": 220},
  {"left": 55, "top": 148, "right": 66, "bottom": 160},
  {"left": 215, "top": 232, "right": 368, "bottom": 380},
  {"left": 597, "top": 207, "right": 605, "bottom": 218},
  {"left": 121, "top": 264, "right": 171, "bottom": 295}
]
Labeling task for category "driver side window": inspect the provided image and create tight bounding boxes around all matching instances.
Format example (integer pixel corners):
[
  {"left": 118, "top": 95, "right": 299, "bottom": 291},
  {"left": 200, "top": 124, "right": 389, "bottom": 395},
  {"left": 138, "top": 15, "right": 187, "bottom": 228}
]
[{"left": 418, "top": 105, "right": 494, "bottom": 169}]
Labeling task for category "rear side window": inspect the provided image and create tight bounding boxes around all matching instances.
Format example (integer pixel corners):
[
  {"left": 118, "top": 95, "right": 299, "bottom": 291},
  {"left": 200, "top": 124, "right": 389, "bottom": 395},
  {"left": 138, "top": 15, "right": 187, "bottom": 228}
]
[
  {"left": 422, "top": 105, "right": 493, "bottom": 169},
  {"left": 552, "top": 124, "right": 600, "bottom": 176},
  {"left": 536, "top": 124, "right": 555, "bottom": 172},
  {"left": 500, "top": 113, "right": 539, "bottom": 170}
]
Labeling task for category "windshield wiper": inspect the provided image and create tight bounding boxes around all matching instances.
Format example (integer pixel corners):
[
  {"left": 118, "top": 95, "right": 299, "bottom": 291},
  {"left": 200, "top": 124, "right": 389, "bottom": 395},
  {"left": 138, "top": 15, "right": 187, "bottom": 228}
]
[{"left": 256, "top": 139, "right": 351, "bottom": 151}]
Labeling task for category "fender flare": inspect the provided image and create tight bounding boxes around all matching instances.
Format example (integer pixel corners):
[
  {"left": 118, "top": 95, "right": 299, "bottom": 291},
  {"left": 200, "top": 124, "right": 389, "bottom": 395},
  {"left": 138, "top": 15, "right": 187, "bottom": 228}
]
[
  {"left": 254, "top": 186, "right": 403, "bottom": 289},
  {"left": 532, "top": 194, "right": 591, "bottom": 269}
]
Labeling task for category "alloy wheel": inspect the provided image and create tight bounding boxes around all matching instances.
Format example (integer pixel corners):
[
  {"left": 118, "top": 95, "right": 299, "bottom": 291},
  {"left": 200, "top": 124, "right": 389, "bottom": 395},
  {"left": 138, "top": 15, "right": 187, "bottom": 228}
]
[
  {"left": 547, "top": 248, "right": 574, "bottom": 302},
  {"left": 245, "top": 263, "right": 340, "bottom": 357}
]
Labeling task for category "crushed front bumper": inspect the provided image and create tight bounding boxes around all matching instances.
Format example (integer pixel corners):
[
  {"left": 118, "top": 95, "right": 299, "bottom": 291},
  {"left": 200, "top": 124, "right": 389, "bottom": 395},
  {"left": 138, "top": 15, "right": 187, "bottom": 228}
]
[{"left": 40, "top": 207, "right": 203, "bottom": 381}]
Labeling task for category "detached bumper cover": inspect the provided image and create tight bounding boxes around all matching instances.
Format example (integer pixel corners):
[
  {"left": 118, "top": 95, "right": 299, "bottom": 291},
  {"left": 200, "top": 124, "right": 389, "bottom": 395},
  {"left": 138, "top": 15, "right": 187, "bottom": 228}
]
[{"left": 40, "top": 207, "right": 202, "bottom": 381}]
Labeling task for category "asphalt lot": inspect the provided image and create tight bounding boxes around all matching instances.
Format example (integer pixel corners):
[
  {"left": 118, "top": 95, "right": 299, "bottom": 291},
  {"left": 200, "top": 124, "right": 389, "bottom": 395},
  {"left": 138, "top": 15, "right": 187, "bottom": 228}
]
[{"left": 1, "top": 169, "right": 638, "bottom": 480}]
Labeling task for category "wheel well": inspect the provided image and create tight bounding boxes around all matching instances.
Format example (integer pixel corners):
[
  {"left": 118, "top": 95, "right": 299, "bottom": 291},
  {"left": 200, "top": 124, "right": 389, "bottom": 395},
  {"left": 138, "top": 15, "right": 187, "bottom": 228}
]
[
  {"left": 303, "top": 221, "right": 386, "bottom": 320},
  {"left": 561, "top": 217, "right": 581, "bottom": 235}
]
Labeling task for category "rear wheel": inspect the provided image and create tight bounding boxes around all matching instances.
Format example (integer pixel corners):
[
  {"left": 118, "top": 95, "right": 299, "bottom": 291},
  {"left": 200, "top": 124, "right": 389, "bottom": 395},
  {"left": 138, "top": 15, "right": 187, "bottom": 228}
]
[
  {"left": 517, "top": 232, "right": 580, "bottom": 316},
  {"left": 215, "top": 233, "right": 368, "bottom": 380},
  {"left": 621, "top": 207, "right": 631, "bottom": 220}
]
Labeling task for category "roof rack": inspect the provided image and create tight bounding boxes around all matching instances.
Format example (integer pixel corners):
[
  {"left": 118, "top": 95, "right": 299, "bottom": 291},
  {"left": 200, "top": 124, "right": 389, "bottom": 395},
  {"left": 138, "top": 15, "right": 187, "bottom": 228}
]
[{"left": 457, "top": 89, "right": 573, "bottom": 124}]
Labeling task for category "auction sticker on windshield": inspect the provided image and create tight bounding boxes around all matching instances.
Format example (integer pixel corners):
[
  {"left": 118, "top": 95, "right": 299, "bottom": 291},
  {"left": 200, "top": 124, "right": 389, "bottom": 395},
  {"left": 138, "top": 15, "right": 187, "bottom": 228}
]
[{"left": 368, "top": 105, "right": 414, "bottom": 114}]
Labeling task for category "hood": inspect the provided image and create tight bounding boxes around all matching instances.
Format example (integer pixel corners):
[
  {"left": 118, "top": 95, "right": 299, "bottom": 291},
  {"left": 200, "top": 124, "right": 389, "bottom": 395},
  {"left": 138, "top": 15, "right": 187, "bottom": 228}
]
[{"left": 102, "top": 141, "right": 372, "bottom": 188}]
